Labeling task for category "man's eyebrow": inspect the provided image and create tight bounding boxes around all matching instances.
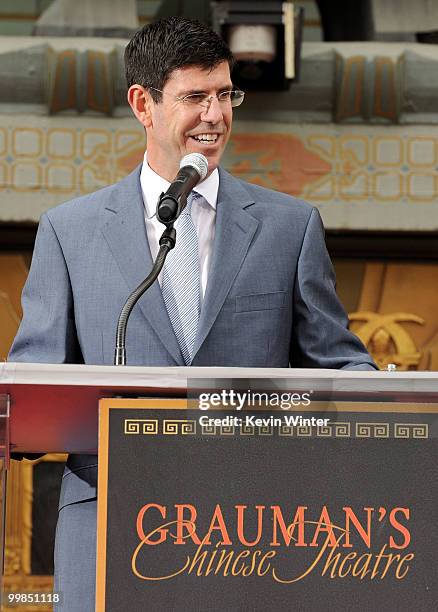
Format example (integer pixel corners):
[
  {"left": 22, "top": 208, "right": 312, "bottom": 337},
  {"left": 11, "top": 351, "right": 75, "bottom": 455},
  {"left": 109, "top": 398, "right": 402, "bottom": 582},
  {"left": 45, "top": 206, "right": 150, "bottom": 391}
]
[
  {"left": 178, "top": 89, "right": 207, "bottom": 96},
  {"left": 177, "top": 85, "right": 234, "bottom": 96}
]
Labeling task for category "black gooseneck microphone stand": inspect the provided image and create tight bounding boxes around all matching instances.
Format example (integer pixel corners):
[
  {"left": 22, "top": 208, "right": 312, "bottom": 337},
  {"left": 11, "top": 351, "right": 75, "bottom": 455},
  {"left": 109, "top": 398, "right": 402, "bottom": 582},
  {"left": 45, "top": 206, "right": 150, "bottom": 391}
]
[{"left": 114, "top": 225, "right": 176, "bottom": 366}]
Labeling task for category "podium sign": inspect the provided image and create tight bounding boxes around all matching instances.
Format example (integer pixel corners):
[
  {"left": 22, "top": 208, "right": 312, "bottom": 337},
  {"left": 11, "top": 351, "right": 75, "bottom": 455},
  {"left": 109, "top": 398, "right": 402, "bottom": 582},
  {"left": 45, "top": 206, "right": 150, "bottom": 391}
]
[{"left": 96, "top": 398, "right": 437, "bottom": 611}]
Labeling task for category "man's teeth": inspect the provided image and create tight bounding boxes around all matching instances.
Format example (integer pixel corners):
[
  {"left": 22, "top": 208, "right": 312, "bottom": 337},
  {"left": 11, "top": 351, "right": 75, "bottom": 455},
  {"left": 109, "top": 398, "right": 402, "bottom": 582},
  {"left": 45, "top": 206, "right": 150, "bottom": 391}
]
[{"left": 192, "top": 134, "right": 218, "bottom": 142}]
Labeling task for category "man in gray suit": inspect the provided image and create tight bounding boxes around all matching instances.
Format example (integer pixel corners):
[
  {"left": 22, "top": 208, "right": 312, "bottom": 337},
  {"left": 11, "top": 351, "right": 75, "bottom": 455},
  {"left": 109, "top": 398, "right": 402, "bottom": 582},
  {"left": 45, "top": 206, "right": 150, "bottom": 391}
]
[{"left": 10, "top": 16, "right": 376, "bottom": 611}]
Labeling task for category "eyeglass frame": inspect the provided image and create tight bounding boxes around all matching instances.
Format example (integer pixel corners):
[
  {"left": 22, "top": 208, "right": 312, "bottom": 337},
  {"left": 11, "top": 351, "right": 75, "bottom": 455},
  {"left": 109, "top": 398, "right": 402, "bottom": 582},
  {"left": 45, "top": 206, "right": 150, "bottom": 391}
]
[{"left": 145, "top": 85, "right": 245, "bottom": 109}]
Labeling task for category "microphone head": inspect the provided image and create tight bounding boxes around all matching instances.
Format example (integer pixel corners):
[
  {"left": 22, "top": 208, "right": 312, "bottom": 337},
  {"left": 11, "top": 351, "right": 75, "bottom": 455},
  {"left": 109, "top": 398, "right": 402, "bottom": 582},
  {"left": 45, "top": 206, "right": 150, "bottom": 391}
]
[{"left": 179, "top": 153, "right": 208, "bottom": 181}]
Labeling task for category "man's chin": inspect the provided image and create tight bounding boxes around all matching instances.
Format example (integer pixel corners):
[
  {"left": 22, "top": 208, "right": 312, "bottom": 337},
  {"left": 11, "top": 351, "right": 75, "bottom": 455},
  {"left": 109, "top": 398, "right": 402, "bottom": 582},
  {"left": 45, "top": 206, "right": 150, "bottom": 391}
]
[{"left": 204, "top": 157, "right": 219, "bottom": 173}]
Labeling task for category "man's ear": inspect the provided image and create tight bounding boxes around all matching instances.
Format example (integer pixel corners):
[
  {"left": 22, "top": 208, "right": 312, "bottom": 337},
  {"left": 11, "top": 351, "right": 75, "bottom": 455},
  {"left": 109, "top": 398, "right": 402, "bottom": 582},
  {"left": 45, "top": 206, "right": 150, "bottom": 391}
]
[{"left": 127, "top": 84, "right": 153, "bottom": 128}]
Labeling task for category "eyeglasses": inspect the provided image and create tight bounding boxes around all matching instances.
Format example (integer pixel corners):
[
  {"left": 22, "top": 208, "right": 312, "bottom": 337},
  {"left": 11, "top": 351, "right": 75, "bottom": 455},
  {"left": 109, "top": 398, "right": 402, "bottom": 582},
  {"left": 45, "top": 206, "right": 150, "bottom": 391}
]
[{"left": 147, "top": 86, "right": 245, "bottom": 108}]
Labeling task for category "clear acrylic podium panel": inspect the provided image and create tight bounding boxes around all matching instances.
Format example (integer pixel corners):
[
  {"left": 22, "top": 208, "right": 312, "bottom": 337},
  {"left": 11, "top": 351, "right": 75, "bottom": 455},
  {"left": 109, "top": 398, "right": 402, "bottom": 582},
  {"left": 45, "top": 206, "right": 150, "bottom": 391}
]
[{"left": 4, "top": 363, "right": 438, "bottom": 454}]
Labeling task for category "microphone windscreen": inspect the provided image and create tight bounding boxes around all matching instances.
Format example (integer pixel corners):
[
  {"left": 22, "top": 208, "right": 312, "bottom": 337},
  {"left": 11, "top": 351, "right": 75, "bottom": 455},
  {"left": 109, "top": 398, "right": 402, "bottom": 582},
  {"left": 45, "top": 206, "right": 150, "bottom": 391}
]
[{"left": 179, "top": 153, "right": 208, "bottom": 181}]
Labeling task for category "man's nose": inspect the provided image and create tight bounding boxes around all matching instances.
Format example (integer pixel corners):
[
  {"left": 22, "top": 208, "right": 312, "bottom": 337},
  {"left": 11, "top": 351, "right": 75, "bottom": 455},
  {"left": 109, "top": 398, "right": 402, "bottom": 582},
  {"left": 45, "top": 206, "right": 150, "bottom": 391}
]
[{"left": 200, "top": 95, "right": 224, "bottom": 123}]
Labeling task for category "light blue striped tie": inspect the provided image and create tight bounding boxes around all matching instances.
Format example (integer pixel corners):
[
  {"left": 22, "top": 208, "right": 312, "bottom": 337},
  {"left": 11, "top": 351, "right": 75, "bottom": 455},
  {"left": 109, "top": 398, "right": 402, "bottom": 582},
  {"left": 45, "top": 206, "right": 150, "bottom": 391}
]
[{"left": 162, "top": 192, "right": 201, "bottom": 364}]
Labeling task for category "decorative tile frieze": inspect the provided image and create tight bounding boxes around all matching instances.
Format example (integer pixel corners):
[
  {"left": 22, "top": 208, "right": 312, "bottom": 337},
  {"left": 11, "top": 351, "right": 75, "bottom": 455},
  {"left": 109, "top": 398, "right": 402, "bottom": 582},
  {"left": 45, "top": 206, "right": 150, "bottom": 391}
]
[{"left": 1, "top": 116, "right": 438, "bottom": 230}]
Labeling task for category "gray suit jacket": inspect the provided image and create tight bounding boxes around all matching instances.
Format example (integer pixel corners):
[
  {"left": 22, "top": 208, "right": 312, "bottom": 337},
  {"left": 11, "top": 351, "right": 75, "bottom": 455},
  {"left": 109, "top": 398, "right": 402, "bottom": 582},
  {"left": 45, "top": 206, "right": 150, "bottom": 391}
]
[{"left": 9, "top": 164, "right": 375, "bottom": 506}]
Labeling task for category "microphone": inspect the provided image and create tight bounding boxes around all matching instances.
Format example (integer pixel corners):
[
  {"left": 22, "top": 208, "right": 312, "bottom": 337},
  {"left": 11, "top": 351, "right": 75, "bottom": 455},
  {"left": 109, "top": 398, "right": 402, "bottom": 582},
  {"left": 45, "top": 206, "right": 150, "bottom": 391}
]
[{"left": 156, "top": 153, "right": 208, "bottom": 225}]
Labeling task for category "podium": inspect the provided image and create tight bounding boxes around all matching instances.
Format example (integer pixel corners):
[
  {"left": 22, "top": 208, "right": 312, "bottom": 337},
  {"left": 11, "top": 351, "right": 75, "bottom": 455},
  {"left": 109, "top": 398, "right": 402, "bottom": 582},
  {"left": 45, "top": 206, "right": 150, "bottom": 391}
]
[{"left": 1, "top": 363, "right": 437, "bottom": 610}]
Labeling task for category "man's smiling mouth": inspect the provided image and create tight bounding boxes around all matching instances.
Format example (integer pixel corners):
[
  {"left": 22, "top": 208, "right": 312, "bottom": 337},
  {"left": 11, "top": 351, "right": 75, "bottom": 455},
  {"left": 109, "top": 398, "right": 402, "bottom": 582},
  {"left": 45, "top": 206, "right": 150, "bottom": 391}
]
[{"left": 190, "top": 133, "right": 219, "bottom": 144}]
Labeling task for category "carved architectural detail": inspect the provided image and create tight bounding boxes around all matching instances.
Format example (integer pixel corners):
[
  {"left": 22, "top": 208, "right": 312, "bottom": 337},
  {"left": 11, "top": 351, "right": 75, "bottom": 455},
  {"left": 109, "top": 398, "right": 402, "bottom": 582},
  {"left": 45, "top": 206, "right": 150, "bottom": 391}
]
[
  {"left": 350, "top": 262, "right": 438, "bottom": 372},
  {"left": 350, "top": 311, "right": 424, "bottom": 370}
]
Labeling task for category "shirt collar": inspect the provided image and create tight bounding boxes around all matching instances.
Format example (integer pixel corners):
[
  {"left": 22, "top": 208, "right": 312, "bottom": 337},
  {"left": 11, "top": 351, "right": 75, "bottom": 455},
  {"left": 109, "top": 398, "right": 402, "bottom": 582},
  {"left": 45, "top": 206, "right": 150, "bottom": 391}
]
[{"left": 140, "top": 151, "right": 219, "bottom": 219}]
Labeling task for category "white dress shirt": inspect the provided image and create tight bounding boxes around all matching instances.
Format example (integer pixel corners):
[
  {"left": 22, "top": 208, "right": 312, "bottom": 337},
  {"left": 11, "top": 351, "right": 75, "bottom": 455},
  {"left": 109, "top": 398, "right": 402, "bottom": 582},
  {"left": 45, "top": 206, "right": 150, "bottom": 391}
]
[{"left": 140, "top": 152, "right": 218, "bottom": 299}]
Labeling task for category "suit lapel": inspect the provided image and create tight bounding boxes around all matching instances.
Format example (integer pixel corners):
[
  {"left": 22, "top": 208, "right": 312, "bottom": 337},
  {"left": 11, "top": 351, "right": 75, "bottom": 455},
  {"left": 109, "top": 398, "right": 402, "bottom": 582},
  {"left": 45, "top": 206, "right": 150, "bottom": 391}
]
[
  {"left": 100, "top": 165, "right": 184, "bottom": 365},
  {"left": 193, "top": 168, "right": 259, "bottom": 356}
]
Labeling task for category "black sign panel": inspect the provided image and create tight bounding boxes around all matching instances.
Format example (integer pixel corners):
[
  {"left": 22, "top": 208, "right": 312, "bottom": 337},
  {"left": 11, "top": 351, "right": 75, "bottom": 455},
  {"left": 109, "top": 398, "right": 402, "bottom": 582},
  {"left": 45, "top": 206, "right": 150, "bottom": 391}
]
[{"left": 97, "top": 399, "right": 437, "bottom": 611}]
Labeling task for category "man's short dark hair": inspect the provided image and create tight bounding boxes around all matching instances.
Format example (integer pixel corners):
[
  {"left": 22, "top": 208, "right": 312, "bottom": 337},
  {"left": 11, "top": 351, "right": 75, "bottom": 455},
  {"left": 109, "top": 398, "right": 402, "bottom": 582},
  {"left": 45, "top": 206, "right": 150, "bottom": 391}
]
[{"left": 125, "top": 17, "right": 234, "bottom": 102}]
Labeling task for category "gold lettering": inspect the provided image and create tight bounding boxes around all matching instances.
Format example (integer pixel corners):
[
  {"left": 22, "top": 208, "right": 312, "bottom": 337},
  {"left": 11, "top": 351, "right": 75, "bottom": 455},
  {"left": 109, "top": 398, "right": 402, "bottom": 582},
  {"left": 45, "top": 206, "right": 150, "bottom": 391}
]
[
  {"left": 273, "top": 523, "right": 347, "bottom": 583},
  {"left": 213, "top": 549, "right": 235, "bottom": 576},
  {"left": 242, "top": 549, "right": 261, "bottom": 576},
  {"left": 131, "top": 520, "right": 190, "bottom": 580},
  {"left": 370, "top": 544, "right": 389, "bottom": 579},
  {"left": 231, "top": 550, "right": 251, "bottom": 576},
  {"left": 186, "top": 540, "right": 210, "bottom": 576},
  {"left": 352, "top": 552, "right": 372, "bottom": 579},
  {"left": 396, "top": 553, "right": 415, "bottom": 579},
  {"left": 321, "top": 545, "right": 342, "bottom": 578},
  {"left": 338, "top": 552, "right": 357, "bottom": 577},
  {"left": 257, "top": 551, "right": 276, "bottom": 576},
  {"left": 380, "top": 552, "right": 401, "bottom": 579}
]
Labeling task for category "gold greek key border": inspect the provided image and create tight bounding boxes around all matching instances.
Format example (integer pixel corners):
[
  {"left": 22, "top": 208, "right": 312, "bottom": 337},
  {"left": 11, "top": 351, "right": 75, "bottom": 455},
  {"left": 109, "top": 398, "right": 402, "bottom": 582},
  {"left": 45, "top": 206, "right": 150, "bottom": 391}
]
[
  {"left": 163, "top": 420, "right": 196, "bottom": 435},
  {"left": 124, "top": 419, "right": 158, "bottom": 435},
  {"left": 123, "top": 419, "right": 429, "bottom": 439},
  {"left": 394, "top": 423, "right": 428, "bottom": 438},
  {"left": 124, "top": 418, "right": 197, "bottom": 435},
  {"left": 356, "top": 422, "right": 390, "bottom": 438}
]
